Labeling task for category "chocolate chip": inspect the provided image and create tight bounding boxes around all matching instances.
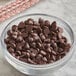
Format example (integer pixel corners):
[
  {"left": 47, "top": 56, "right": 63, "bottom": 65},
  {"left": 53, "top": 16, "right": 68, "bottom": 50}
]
[
  {"left": 22, "top": 52, "right": 27, "bottom": 56},
  {"left": 7, "top": 30, "right": 12, "bottom": 36},
  {"left": 7, "top": 43, "right": 16, "bottom": 49},
  {"left": 33, "top": 26, "right": 42, "bottom": 34},
  {"left": 47, "top": 48, "right": 52, "bottom": 53},
  {"left": 58, "top": 48, "right": 64, "bottom": 53},
  {"left": 17, "top": 51, "right": 22, "bottom": 55},
  {"left": 30, "top": 42, "right": 36, "bottom": 48},
  {"left": 39, "top": 33, "right": 46, "bottom": 41},
  {"left": 64, "top": 43, "right": 71, "bottom": 52},
  {"left": 20, "top": 29, "right": 25, "bottom": 33},
  {"left": 12, "top": 25, "right": 18, "bottom": 31},
  {"left": 31, "top": 52, "right": 36, "bottom": 57},
  {"left": 12, "top": 34, "right": 17, "bottom": 39},
  {"left": 44, "top": 38, "right": 50, "bottom": 43},
  {"left": 25, "top": 43, "right": 30, "bottom": 49},
  {"left": 26, "top": 25, "right": 33, "bottom": 33},
  {"left": 40, "top": 50, "right": 46, "bottom": 55},
  {"left": 57, "top": 27, "right": 63, "bottom": 33},
  {"left": 4, "top": 18, "right": 71, "bottom": 65},
  {"left": 28, "top": 58, "right": 36, "bottom": 64},
  {"left": 50, "top": 21, "right": 57, "bottom": 31},
  {"left": 11, "top": 32, "right": 18, "bottom": 39},
  {"left": 52, "top": 55, "right": 56, "bottom": 61},
  {"left": 45, "top": 20, "right": 50, "bottom": 26},
  {"left": 26, "top": 18, "right": 34, "bottom": 25},
  {"left": 42, "top": 57, "right": 47, "bottom": 62},
  {"left": 26, "top": 53, "right": 30, "bottom": 58},
  {"left": 17, "top": 36, "right": 23, "bottom": 42},
  {"left": 31, "top": 33, "right": 38, "bottom": 37},
  {"left": 32, "top": 33, "right": 39, "bottom": 41},
  {"left": 37, "top": 42, "right": 42, "bottom": 48},
  {"left": 18, "top": 21, "right": 25, "bottom": 29},
  {"left": 8, "top": 47, "right": 14, "bottom": 53},
  {"left": 28, "top": 37, "right": 34, "bottom": 42},
  {"left": 16, "top": 43, "right": 23, "bottom": 50},
  {"left": 43, "top": 26, "right": 50, "bottom": 37},
  {"left": 19, "top": 58, "right": 27, "bottom": 62},
  {"left": 34, "top": 21, "right": 40, "bottom": 26},
  {"left": 51, "top": 50, "right": 57, "bottom": 55},
  {"left": 22, "top": 32, "right": 28, "bottom": 38},
  {"left": 37, "top": 54, "right": 43, "bottom": 58},
  {"left": 4, "top": 38, "right": 9, "bottom": 44},
  {"left": 38, "top": 18, "right": 44, "bottom": 24},
  {"left": 62, "top": 36, "right": 67, "bottom": 43},
  {"left": 57, "top": 33, "right": 62, "bottom": 39}
]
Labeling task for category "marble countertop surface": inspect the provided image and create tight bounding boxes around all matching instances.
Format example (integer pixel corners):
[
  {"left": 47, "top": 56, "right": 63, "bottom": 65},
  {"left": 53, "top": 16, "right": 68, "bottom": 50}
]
[{"left": 0, "top": 0, "right": 76, "bottom": 76}]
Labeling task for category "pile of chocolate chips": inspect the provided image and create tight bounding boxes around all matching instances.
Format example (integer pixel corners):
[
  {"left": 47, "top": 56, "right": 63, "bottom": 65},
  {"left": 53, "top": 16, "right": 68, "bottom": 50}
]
[{"left": 4, "top": 18, "right": 71, "bottom": 65}]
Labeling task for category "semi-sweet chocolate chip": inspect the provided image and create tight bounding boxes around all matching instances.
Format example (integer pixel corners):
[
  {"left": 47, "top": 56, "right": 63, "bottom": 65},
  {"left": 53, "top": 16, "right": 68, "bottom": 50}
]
[{"left": 4, "top": 18, "right": 71, "bottom": 65}]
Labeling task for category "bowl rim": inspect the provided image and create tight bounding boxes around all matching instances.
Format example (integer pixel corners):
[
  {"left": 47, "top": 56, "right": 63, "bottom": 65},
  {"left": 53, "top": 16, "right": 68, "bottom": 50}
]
[{"left": 1, "top": 13, "right": 75, "bottom": 69}]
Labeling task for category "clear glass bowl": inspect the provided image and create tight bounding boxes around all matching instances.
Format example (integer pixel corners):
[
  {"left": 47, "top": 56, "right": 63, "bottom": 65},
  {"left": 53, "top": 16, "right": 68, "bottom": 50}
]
[{"left": 1, "top": 14, "right": 75, "bottom": 76}]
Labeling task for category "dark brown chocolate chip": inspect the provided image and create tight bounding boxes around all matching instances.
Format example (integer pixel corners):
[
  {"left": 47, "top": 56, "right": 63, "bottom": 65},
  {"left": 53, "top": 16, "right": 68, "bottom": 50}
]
[
  {"left": 8, "top": 47, "right": 14, "bottom": 53},
  {"left": 17, "top": 51, "right": 22, "bottom": 55},
  {"left": 40, "top": 50, "right": 46, "bottom": 55},
  {"left": 57, "top": 27, "right": 63, "bottom": 33},
  {"left": 58, "top": 48, "right": 64, "bottom": 53},
  {"left": 4, "top": 18, "right": 71, "bottom": 65},
  {"left": 38, "top": 18, "right": 44, "bottom": 24},
  {"left": 51, "top": 50, "right": 57, "bottom": 55},
  {"left": 50, "top": 21, "right": 57, "bottom": 31},
  {"left": 12, "top": 25, "right": 18, "bottom": 31},
  {"left": 64, "top": 43, "right": 71, "bottom": 52},
  {"left": 42, "top": 57, "right": 47, "bottom": 62},
  {"left": 7, "top": 30, "right": 12, "bottom": 36},
  {"left": 44, "top": 38, "right": 50, "bottom": 43},
  {"left": 19, "top": 58, "right": 27, "bottom": 62},
  {"left": 26, "top": 18, "right": 34, "bottom": 25},
  {"left": 22, "top": 51, "right": 27, "bottom": 55},
  {"left": 26, "top": 25, "right": 33, "bottom": 33},
  {"left": 12, "top": 34, "right": 17, "bottom": 39},
  {"left": 31, "top": 33, "right": 38, "bottom": 37},
  {"left": 52, "top": 55, "right": 56, "bottom": 61},
  {"left": 28, "top": 37, "right": 34, "bottom": 42},
  {"left": 34, "top": 21, "right": 40, "bottom": 26},
  {"left": 45, "top": 20, "right": 50, "bottom": 26},
  {"left": 18, "top": 21, "right": 25, "bottom": 29},
  {"left": 33, "top": 26, "right": 42, "bottom": 34},
  {"left": 20, "top": 29, "right": 25, "bottom": 33},
  {"left": 30, "top": 42, "right": 36, "bottom": 48},
  {"left": 26, "top": 53, "right": 30, "bottom": 58},
  {"left": 32, "top": 33, "right": 39, "bottom": 41},
  {"left": 25, "top": 43, "right": 30, "bottom": 49},
  {"left": 7, "top": 43, "right": 16, "bottom": 49},
  {"left": 62, "top": 36, "right": 67, "bottom": 43},
  {"left": 17, "top": 36, "right": 23, "bottom": 42},
  {"left": 57, "top": 33, "right": 62, "bottom": 39},
  {"left": 31, "top": 52, "right": 36, "bottom": 57},
  {"left": 28, "top": 58, "right": 36, "bottom": 64},
  {"left": 38, "top": 54, "right": 43, "bottom": 58},
  {"left": 47, "top": 48, "right": 52, "bottom": 53},
  {"left": 11, "top": 53, "right": 16, "bottom": 57},
  {"left": 16, "top": 43, "right": 23, "bottom": 50},
  {"left": 37, "top": 42, "right": 42, "bottom": 48},
  {"left": 4, "top": 38, "right": 9, "bottom": 44},
  {"left": 11, "top": 31, "right": 18, "bottom": 39},
  {"left": 43, "top": 26, "right": 50, "bottom": 37},
  {"left": 39, "top": 33, "right": 46, "bottom": 41}
]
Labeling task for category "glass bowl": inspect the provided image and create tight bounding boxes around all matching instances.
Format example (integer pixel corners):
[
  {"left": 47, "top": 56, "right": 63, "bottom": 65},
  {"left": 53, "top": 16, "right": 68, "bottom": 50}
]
[{"left": 1, "top": 14, "right": 75, "bottom": 76}]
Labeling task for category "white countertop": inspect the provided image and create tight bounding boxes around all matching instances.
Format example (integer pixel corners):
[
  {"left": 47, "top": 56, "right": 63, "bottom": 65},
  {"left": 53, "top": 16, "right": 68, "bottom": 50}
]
[{"left": 0, "top": 0, "right": 76, "bottom": 76}]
